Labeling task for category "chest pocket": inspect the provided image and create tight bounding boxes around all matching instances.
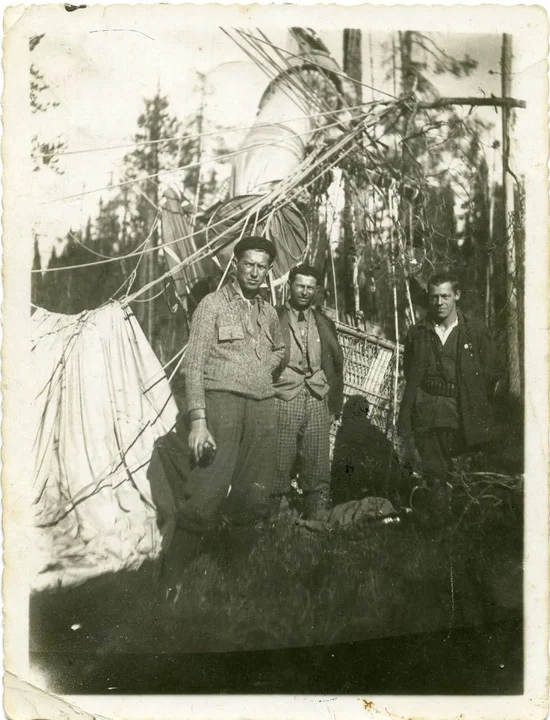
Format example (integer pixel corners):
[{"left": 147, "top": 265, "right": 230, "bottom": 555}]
[{"left": 218, "top": 324, "right": 244, "bottom": 342}]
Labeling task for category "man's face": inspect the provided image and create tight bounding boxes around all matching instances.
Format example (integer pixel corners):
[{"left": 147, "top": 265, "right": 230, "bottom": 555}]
[
  {"left": 289, "top": 274, "right": 318, "bottom": 310},
  {"left": 428, "top": 282, "right": 461, "bottom": 322},
  {"left": 235, "top": 249, "right": 271, "bottom": 295}
]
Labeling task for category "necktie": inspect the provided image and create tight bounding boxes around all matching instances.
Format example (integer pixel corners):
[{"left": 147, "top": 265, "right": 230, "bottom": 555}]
[{"left": 297, "top": 311, "right": 308, "bottom": 352}]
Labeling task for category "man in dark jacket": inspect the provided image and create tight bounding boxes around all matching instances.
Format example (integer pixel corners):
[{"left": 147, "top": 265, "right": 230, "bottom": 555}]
[
  {"left": 398, "top": 271, "right": 498, "bottom": 497},
  {"left": 270, "top": 264, "right": 344, "bottom": 520}
]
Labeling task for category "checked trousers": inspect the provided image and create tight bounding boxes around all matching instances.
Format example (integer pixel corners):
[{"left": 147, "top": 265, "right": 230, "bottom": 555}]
[{"left": 272, "top": 386, "right": 332, "bottom": 511}]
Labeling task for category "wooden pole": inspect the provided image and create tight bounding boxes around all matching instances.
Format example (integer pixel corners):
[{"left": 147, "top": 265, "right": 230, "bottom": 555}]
[{"left": 501, "top": 33, "right": 521, "bottom": 399}]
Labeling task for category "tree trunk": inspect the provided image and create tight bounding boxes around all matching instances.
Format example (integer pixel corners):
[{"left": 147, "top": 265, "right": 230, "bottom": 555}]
[
  {"left": 399, "top": 31, "right": 414, "bottom": 95},
  {"left": 501, "top": 34, "right": 521, "bottom": 399},
  {"left": 398, "top": 32, "right": 417, "bottom": 329},
  {"left": 191, "top": 72, "right": 206, "bottom": 222},
  {"left": 342, "top": 30, "right": 362, "bottom": 321}
]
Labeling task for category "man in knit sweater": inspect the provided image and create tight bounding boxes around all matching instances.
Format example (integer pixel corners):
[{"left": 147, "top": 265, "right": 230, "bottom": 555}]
[{"left": 162, "top": 236, "right": 284, "bottom": 592}]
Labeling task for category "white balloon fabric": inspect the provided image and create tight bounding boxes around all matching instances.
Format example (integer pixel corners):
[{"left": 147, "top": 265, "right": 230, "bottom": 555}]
[
  {"left": 230, "top": 122, "right": 307, "bottom": 198},
  {"left": 30, "top": 303, "right": 178, "bottom": 590}
]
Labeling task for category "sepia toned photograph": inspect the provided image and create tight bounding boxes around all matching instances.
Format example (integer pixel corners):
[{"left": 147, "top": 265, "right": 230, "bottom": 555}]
[{"left": 2, "top": 3, "right": 548, "bottom": 719}]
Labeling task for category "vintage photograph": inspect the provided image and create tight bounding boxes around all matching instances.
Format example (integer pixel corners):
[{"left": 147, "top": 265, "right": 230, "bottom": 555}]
[{"left": 2, "top": 3, "right": 548, "bottom": 718}]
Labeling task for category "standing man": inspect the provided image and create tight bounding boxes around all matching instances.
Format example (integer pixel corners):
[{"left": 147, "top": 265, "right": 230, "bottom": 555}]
[
  {"left": 398, "top": 271, "right": 498, "bottom": 513},
  {"left": 270, "top": 264, "right": 344, "bottom": 520},
  {"left": 163, "top": 236, "right": 285, "bottom": 593}
]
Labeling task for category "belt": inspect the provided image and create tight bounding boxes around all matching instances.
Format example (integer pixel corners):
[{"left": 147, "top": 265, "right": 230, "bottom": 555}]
[{"left": 421, "top": 376, "right": 458, "bottom": 398}]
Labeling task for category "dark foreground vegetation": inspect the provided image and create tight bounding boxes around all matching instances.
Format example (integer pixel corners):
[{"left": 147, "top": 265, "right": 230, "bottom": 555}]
[{"left": 31, "top": 468, "right": 522, "bottom": 695}]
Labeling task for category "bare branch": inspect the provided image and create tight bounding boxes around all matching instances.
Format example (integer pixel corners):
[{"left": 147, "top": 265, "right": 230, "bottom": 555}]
[{"left": 416, "top": 96, "right": 526, "bottom": 110}]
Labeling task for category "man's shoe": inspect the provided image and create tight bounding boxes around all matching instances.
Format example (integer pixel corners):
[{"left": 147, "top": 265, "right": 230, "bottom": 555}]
[
  {"left": 431, "top": 480, "right": 453, "bottom": 522},
  {"left": 160, "top": 527, "right": 204, "bottom": 591},
  {"left": 302, "top": 491, "right": 330, "bottom": 521}
]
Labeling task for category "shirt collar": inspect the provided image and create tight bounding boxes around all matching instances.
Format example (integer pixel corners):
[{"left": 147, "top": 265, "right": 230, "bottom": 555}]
[
  {"left": 433, "top": 315, "right": 458, "bottom": 334},
  {"left": 228, "top": 279, "right": 262, "bottom": 305},
  {"left": 418, "top": 309, "right": 466, "bottom": 333},
  {"left": 286, "top": 302, "right": 312, "bottom": 319}
]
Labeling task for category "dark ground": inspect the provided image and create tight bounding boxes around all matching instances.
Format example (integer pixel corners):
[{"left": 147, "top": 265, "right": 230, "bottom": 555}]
[
  {"left": 32, "top": 618, "right": 522, "bottom": 695},
  {"left": 30, "top": 503, "right": 523, "bottom": 695}
]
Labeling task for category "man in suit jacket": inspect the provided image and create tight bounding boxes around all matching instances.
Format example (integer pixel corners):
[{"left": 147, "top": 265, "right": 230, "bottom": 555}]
[{"left": 271, "top": 264, "right": 344, "bottom": 520}]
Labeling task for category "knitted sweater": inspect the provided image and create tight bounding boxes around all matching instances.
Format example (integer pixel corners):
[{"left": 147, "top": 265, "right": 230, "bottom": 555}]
[{"left": 183, "top": 282, "right": 285, "bottom": 412}]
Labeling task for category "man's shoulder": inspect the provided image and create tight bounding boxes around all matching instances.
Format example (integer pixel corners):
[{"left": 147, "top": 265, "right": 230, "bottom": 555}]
[
  {"left": 313, "top": 306, "right": 337, "bottom": 327},
  {"left": 459, "top": 312, "right": 488, "bottom": 337},
  {"left": 196, "top": 287, "right": 226, "bottom": 310},
  {"left": 407, "top": 319, "right": 430, "bottom": 338},
  {"left": 261, "top": 300, "right": 279, "bottom": 319}
]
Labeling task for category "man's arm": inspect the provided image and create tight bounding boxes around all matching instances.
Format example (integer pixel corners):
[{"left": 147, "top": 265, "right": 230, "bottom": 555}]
[
  {"left": 402, "top": 326, "right": 415, "bottom": 382},
  {"left": 322, "top": 314, "right": 345, "bottom": 417},
  {"left": 183, "top": 295, "right": 216, "bottom": 412},
  {"left": 183, "top": 295, "right": 217, "bottom": 462},
  {"left": 268, "top": 311, "right": 285, "bottom": 375},
  {"left": 329, "top": 317, "right": 344, "bottom": 373}
]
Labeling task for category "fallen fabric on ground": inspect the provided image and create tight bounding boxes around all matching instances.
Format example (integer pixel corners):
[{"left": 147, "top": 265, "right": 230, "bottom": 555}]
[
  {"left": 30, "top": 302, "right": 178, "bottom": 591},
  {"left": 296, "top": 496, "right": 397, "bottom": 532}
]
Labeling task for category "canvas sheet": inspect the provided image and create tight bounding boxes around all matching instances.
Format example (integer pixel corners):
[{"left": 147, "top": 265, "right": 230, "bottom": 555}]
[{"left": 30, "top": 302, "right": 179, "bottom": 591}]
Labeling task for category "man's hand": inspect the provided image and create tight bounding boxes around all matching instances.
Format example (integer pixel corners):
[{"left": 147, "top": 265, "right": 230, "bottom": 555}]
[
  {"left": 188, "top": 419, "right": 216, "bottom": 465},
  {"left": 397, "top": 433, "right": 420, "bottom": 469}
]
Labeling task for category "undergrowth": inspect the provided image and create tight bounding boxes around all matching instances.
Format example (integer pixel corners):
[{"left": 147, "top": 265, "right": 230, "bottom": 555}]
[{"left": 31, "top": 482, "right": 522, "bottom": 656}]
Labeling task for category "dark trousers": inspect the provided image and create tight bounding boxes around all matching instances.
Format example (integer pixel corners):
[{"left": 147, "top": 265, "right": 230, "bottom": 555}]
[
  {"left": 414, "top": 428, "right": 465, "bottom": 482},
  {"left": 177, "top": 391, "right": 276, "bottom": 533}
]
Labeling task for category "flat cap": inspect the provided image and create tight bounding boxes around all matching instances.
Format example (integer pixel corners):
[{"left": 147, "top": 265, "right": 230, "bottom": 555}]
[{"left": 234, "top": 235, "right": 277, "bottom": 260}]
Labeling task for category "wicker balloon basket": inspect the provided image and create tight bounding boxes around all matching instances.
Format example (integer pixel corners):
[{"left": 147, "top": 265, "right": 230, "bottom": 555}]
[{"left": 332, "top": 320, "right": 404, "bottom": 457}]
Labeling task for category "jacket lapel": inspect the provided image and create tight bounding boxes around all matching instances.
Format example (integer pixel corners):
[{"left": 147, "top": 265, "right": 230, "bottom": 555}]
[
  {"left": 287, "top": 306, "right": 305, "bottom": 354},
  {"left": 277, "top": 307, "right": 292, "bottom": 369}
]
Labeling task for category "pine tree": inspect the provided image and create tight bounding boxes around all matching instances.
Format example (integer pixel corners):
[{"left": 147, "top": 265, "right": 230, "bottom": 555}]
[
  {"left": 374, "top": 32, "right": 493, "bottom": 333},
  {"left": 121, "top": 91, "right": 184, "bottom": 352},
  {"left": 31, "top": 233, "right": 43, "bottom": 309},
  {"left": 29, "top": 33, "right": 66, "bottom": 174},
  {"left": 88, "top": 198, "right": 124, "bottom": 307},
  {"left": 84, "top": 217, "right": 93, "bottom": 248},
  {"left": 328, "top": 30, "right": 493, "bottom": 337}
]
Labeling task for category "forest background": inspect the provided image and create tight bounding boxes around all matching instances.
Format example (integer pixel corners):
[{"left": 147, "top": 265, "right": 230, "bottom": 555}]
[{"left": 30, "top": 23, "right": 525, "bottom": 405}]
